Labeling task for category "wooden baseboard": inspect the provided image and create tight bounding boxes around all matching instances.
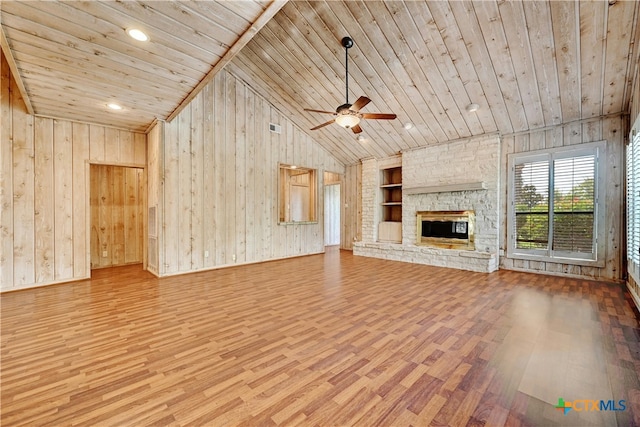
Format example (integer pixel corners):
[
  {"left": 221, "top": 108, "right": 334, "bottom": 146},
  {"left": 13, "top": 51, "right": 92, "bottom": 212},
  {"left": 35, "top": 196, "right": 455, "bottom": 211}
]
[
  {"left": 1, "top": 275, "right": 91, "bottom": 293},
  {"left": 158, "top": 251, "right": 325, "bottom": 278}
]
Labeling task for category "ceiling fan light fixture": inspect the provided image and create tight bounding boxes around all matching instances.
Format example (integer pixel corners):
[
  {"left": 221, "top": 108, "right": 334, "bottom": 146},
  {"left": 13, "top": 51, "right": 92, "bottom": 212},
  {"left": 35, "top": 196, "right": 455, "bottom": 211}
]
[{"left": 335, "top": 114, "right": 360, "bottom": 129}]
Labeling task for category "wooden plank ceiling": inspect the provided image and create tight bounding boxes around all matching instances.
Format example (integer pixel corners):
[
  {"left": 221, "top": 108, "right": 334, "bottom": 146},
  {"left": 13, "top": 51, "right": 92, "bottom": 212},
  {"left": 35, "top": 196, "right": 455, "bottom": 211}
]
[
  {"left": 0, "top": 0, "right": 279, "bottom": 130},
  {"left": 2, "top": 1, "right": 639, "bottom": 165}
]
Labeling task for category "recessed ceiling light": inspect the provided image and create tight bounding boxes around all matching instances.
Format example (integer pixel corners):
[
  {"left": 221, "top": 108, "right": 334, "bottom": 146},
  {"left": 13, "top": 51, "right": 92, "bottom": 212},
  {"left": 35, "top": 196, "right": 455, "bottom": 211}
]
[
  {"left": 357, "top": 135, "right": 366, "bottom": 142},
  {"left": 403, "top": 122, "right": 414, "bottom": 130},
  {"left": 466, "top": 103, "right": 480, "bottom": 113},
  {"left": 127, "top": 28, "right": 149, "bottom": 42},
  {"left": 107, "top": 103, "right": 122, "bottom": 110}
]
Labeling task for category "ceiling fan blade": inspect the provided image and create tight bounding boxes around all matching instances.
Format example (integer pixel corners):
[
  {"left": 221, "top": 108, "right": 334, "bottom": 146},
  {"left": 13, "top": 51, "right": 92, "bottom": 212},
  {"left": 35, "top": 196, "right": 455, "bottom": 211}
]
[
  {"left": 351, "top": 96, "right": 371, "bottom": 112},
  {"left": 304, "top": 108, "right": 337, "bottom": 115},
  {"left": 361, "top": 113, "right": 397, "bottom": 120},
  {"left": 310, "top": 119, "right": 336, "bottom": 130},
  {"left": 351, "top": 124, "right": 363, "bottom": 134}
]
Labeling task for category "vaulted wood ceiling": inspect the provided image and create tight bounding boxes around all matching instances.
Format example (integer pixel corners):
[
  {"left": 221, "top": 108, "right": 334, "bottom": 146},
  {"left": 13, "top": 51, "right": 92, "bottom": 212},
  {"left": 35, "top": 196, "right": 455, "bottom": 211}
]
[
  {"left": 0, "top": 0, "right": 282, "bottom": 128},
  {"left": 2, "top": 1, "right": 639, "bottom": 165}
]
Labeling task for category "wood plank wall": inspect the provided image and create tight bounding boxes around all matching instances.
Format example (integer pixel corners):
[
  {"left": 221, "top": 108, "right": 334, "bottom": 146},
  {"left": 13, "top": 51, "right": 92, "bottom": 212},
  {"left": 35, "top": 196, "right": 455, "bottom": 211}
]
[
  {"left": 0, "top": 52, "right": 146, "bottom": 291},
  {"left": 90, "top": 165, "right": 144, "bottom": 269},
  {"left": 146, "top": 122, "right": 161, "bottom": 276},
  {"left": 342, "top": 163, "right": 362, "bottom": 250},
  {"left": 147, "top": 69, "right": 345, "bottom": 276},
  {"left": 500, "top": 116, "right": 625, "bottom": 282}
]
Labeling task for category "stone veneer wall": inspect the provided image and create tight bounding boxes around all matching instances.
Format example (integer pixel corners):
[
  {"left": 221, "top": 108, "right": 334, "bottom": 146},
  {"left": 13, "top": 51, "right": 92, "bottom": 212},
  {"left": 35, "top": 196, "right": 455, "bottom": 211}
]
[
  {"left": 360, "top": 158, "right": 379, "bottom": 243},
  {"left": 354, "top": 135, "right": 501, "bottom": 273}
]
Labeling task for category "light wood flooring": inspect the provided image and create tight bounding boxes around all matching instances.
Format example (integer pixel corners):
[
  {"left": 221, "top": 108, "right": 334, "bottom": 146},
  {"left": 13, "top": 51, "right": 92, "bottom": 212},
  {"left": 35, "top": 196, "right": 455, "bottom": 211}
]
[{"left": 2, "top": 249, "right": 640, "bottom": 426}]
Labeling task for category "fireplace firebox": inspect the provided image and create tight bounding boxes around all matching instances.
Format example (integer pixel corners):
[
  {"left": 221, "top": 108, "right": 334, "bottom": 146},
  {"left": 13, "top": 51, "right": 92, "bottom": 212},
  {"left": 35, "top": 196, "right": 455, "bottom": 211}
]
[{"left": 416, "top": 210, "right": 475, "bottom": 250}]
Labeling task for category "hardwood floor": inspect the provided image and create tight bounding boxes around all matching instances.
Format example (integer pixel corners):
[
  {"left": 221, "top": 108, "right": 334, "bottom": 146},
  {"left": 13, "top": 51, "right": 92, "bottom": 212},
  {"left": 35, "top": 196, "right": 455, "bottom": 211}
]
[{"left": 2, "top": 249, "right": 639, "bottom": 426}]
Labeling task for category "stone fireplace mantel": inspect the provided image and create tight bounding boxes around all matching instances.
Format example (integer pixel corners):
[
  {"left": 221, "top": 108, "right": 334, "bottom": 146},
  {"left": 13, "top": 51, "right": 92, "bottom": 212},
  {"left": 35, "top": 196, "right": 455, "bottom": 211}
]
[{"left": 404, "top": 181, "right": 486, "bottom": 195}]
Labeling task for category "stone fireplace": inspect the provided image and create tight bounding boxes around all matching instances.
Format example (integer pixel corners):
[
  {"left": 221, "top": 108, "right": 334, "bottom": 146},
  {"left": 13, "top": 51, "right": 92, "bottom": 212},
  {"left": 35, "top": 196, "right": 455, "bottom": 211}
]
[{"left": 354, "top": 135, "right": 500, "bottom": 273}]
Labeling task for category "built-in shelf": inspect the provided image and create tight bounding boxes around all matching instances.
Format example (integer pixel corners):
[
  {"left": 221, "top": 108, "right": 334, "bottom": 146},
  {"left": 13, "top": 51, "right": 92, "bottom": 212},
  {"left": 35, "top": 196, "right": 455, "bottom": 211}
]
[
  {"left": 380, "top": 166, "right": 402, "bottom": 223},
  {"left": 379, "top": 166, "right": 402, "bottom": 243},
  {"left": 404, "top": 181, "right": 486, "bottom": 195}
]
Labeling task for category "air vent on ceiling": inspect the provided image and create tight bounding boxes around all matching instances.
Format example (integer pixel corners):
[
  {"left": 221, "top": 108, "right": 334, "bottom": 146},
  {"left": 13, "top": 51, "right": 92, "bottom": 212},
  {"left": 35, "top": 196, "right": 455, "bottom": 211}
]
[{"left": 269, "top": 123, "right": 281, "bottom": 134}]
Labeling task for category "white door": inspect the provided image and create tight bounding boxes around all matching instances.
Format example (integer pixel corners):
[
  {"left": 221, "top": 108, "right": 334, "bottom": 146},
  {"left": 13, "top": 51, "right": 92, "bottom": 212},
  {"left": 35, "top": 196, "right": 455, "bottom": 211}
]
[{"left": 324, "top": 184, "right": 340, "bottom": 246}]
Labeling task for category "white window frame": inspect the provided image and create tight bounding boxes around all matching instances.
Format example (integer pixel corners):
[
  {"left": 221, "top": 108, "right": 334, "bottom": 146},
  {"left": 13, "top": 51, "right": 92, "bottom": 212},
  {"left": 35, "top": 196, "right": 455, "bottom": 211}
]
[
  {"left": 628, "top": 115, "right": 640, "bottom": 284},
  {"left": 507, "top": 141, "right": 607, "bottom": 267}
]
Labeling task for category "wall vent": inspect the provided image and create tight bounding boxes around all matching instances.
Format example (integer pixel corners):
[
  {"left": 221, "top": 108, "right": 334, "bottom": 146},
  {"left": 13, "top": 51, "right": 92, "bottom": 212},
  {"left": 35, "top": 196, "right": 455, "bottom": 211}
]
[
  {"left": 148, "top": 237, "right": 158, "bottom": 270},
  {"left": 269, "top": 123, "right": 281, "bottom": 134}
]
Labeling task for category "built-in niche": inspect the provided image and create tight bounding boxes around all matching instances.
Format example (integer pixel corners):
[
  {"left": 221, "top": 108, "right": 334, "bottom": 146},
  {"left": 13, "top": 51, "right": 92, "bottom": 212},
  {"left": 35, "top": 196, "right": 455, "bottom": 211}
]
[{"left": 279, "top": 164, "right": 317, "bottom": 224}]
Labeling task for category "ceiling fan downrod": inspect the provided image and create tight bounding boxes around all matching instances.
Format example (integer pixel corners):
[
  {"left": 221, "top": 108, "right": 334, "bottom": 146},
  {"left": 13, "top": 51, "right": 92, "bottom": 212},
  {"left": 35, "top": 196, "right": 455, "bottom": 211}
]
[{"left": 342, "top": 36, "right": 353, "bottom": 108}]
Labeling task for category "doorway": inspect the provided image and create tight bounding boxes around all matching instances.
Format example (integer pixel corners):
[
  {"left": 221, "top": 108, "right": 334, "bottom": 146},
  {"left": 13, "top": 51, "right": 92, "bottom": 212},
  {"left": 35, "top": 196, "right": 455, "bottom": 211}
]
[
  {"left": 90, "top": 164, "right": 145, "bottom": 269},
  {"left": 324, "top": 172, "right": 342, "bottom": 247}
]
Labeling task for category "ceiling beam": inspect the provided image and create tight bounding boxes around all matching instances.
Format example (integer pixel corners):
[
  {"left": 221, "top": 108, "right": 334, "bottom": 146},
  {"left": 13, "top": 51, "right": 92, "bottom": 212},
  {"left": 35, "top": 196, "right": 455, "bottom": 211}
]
[
  {"left": 166, "top": 0, "right": 288, "bottom": 122},
  {"left": 1, "top": 24, "right": 34, "bottom": 115}
]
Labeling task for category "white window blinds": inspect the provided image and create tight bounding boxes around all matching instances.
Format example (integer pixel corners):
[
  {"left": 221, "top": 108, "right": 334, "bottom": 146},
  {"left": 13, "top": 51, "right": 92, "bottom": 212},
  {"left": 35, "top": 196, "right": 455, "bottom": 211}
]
[
  {"left": 514, "top": 161, "right": 549, "bottom": 250},
  {"left": 629, "top": 130, "right": 640, "bottom": 266},
  {"left": 509, "top": 143, "right": 603, "bottom": 262},
  {"left": 552, "top": 155, "right": 595, "bottom": 254}
]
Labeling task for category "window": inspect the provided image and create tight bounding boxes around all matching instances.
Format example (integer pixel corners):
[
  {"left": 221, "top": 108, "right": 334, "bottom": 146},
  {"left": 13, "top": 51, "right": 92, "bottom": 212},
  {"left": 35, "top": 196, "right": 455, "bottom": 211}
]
[
  {"left": 508, "top": 142, "right": 605, "bottom": 264},
  {"left": 629, "top": 124, "right": 640, "bottom": 271}
]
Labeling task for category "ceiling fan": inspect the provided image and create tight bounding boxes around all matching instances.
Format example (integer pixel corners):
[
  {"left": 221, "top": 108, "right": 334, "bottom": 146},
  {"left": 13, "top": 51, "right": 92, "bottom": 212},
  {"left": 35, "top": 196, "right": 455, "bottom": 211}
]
[{"left": 304, "top": 37, "right": 397, "bottom": 134}]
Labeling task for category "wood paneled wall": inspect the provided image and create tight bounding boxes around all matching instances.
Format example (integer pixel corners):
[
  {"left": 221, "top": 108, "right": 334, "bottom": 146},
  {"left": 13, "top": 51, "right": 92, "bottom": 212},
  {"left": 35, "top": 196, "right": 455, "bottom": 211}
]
[
  {"left": 90, "top": 165, "right": 144, "bottom": 269},
  {"left": 342, "top": 163, "right": 362, "bottom": 250},
  {"left": 147, "top": 70, "right": 344, "bottom": 276},
  {"left": 0, "top": 52, "right": 146, "bottom": 291},
  {"left": 500, "top": 116, "right": 625, "bottom": 281},
  {"left": 146, "top": 122, "right": 161, "bottom": 276}
]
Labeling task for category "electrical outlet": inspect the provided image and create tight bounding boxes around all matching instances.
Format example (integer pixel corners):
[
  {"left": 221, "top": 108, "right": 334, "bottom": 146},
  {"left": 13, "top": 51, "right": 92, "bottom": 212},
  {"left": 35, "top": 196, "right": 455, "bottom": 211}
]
[
  {"left": 204, "top": 250, "right": 209, "bottom": 258},
  {"left": 102, "top": 250, "right": 108, "bottom": 257},
  {"left": 232, "top": 254, "right": 237, "bottom": 262}
]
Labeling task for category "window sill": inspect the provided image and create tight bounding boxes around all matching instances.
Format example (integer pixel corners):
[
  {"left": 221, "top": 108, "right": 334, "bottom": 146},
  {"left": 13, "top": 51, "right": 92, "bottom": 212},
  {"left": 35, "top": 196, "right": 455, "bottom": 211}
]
[
  {"left": 506, "top": 252, "right": 605, "bottom": 268},
  {"left": 278, "top": 221, "right": 318, "bottom": 225}
]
